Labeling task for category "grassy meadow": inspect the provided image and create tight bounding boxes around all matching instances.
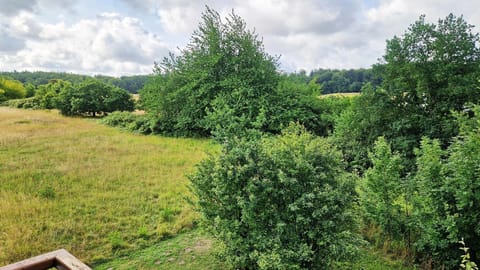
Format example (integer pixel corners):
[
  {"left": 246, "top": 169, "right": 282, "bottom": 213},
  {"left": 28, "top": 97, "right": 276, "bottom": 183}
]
[
  {"left": 0, "top": 107, "right": 416, "bottom": 269},
  {"left": 0, "top": 107, "right": 215, "bottom": 265}
]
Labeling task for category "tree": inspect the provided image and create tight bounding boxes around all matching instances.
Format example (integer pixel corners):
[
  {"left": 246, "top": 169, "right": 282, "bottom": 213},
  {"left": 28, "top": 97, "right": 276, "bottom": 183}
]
[
  {"left": 0, "top": 77, "right": 26, "bottom": 101},
  {"left": 411, "top": 137, "right": 454, "bottom": 267},
  {"left": 141, "top": 7, "right": 279, "bottom": 136},
  {"left": 334, "top": 14, "right": 480, "bottom": 173},
  {"left": 190, "top": 124, "right": 357, "bottom": 269},
  {"left": 410, "top": 106, "right": 480, "bottom": 267},
  {"left": 333, "top": 84, "right": 394, "bottom": 171},
  {"left": 360, "top": 137, "right": 406, "bottom": 242},
  {"left": 35, "top": 79, "right": 72, "bottom": 109},
  {"left": 104, "top": 87, "right": 135, "bottom": 112},
  {"left": 57, "top": 80, "right": 133, "bottom": 116}
]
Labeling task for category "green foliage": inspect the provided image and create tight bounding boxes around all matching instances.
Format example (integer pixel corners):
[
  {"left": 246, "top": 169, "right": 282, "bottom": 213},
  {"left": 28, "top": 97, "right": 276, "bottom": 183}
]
[
  {"left": 380, "top": 13, "right": 480, "bottom": 154},
  {"left": 57, "top": 80, "right": 134, "bottom": 116},
  {"left": 35, "top": 79, "right": 72, "bottom": 109},
  {"left": 361, "top": 137, "right": 406, "bottom": 241},
  {"left": 141, "top": 7, "right": 279, "bottom": 136},
  {"left": 4, "top": 97, "right": 41, "bottom": 109},
  {"left": 442, "top": 106, "right": 480, "bottom": 265},
  {"left": 262, "top": 76, "right": 324, "bottom": 135},
  {"left": 104, "top": 87, "right": 135, "bottom": 112},
  {"left": 316, "top": 95, "right": 352, "bottom": 136},
  {"left": 335, "top": 14, "right": 480, "bottom": 173},
  {"left": 407, "top": 106, "right": 480, "bottom": 267},
  {"left": 311, "top": 68, "right": 381, "bottom": 94},
  {"left": 25, "top": 83, "right": 35, "bottom": 98},
  {"left": 460, "top": 239, "right": 479, "bottom": 270},
  {"left": 333, "top": 84, "right": 391, "bottom": 171},
  {"left": 0, "top": 77, "right": 26, "bottom": 101},
  {"left": 101, "top": 111, "right": 156, "bottom": 134},
  {"left": 190, "top": 124, "right": 357, "bottom": 269},
  {"left": 410, "top": 138, "right": 454, "bottom": 266},
  {"left": 38, "top": 185, "right": 56, "bottom": 199},
  {"left": 0, "top": 71, "right": 150, "bottom": 93}
]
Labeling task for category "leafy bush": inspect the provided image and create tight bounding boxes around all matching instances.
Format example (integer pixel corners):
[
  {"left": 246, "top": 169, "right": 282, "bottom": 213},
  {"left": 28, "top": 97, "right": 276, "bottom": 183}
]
[
  {"left": 57, "top": 79, "right": 134, "bottom": 116},
  {"left": 190, "top": 124, "right": 358, "bottom": 269},
  {"left": 0, "top": 77, "right": 26, "bottom": 101},
  {"left": 38, "top": 185, "right": 56, "bottom": 199},
  {"left": 34, "top": 80, "right": 71, "bottom": 109},
  {"left": 101, "top": 111, "right": 154, "bottom": 134},
  {"left": 460, "top": 239, "right": 479, "bottom": 270},
  {"left": 4, "top": 97, "right": 41, "bottom": 109},
  {"left": 360, "top": 137, "right": 406, "bottom": 242}
]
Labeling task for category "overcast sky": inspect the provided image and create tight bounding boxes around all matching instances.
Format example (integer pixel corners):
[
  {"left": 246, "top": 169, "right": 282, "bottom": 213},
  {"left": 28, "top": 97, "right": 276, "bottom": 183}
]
[{"left": 1, "top": 0, "right": 479, "bottom": 77}]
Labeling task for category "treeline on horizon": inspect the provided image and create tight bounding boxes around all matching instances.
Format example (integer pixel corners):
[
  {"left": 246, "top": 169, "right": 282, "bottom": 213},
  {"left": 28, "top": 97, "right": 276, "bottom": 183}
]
[
  {"left": 0, "top": 71, "right": 151, "bottom": 94},
  {"left": 0, "top": 67, "right": 376, "bottom": 96}
]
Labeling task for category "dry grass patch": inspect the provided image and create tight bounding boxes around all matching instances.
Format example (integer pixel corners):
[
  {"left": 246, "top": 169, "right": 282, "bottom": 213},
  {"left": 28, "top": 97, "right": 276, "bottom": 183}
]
[{"left": 320, "top": 92, "right": 360, "bottom": 98}]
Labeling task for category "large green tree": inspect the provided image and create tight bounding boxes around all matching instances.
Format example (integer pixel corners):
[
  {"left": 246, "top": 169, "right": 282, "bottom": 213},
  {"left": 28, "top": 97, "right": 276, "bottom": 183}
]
[
  {"left": 140, "top": 7, "right": 279, "bottom": 136},
  {"left": 335, "top": 14, "right": 480, "bottom": 172}
]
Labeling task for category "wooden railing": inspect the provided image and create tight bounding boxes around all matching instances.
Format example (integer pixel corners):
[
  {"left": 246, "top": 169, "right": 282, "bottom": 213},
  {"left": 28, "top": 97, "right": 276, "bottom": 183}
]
[{"left": 0, "top": 249, "right": 91, "bottom": 270}]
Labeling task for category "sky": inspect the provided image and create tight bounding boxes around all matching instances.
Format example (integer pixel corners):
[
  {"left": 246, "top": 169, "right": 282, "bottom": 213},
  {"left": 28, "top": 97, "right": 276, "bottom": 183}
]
[{"left": 0, "top": 0, "right": 479, "bottom": 77}]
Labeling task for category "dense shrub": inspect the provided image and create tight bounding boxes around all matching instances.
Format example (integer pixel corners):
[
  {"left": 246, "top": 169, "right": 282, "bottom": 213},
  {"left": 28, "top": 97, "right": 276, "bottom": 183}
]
[
  {"left": 190, "top": 124, "right": 358, "bottom": 269},
  {"left": 34, "top": 80, "right": 71, "bottom": 109},
  {"left": 5, "top": 97, "right": 41, "bottom": 109},
  {"left": 410, "top": 106, "right": 480, "bottom": 268},
  {"left": 57, "top": 80, "right": 134, "bottom": 116},
  {"left": 360, "top": 137, "right": 406, "bottom": 243},
  {"left": 101, "top": 111, "right": 154, "bottom": 134},
  {"left": 0, "top": 77, "right": 26, "bottom": 101}
]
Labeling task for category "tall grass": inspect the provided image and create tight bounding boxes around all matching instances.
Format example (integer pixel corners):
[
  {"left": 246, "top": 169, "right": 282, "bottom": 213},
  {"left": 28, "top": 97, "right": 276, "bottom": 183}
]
[{"left": 0, "top": 107, "right": 215, "bottom": 265}]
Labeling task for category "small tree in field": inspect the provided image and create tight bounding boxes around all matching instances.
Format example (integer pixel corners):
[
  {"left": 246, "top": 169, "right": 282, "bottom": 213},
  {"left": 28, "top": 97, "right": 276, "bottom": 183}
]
[
  {"left": 190, "top": 124, "right": 357, "bottom": 269},
  {"left": 57, "top": 80, "right": 134, "bottom": 116}
]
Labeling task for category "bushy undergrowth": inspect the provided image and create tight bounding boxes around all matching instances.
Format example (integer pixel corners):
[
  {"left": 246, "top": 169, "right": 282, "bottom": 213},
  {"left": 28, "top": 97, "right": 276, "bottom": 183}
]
[
  {"left": 101, "top": 111, "right": 154, "bottom": 134},
  {"left": 4, "top": 97, "right": 41, "bottom": 109},
  {"left": 190, "top": 124, "right": 360, "bottom": 269}
]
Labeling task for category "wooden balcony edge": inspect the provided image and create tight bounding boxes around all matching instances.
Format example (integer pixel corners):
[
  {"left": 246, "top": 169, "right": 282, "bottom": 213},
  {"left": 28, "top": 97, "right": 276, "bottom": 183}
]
[{"left": 0, "top": 249, "right": 91, "bottom": 270}]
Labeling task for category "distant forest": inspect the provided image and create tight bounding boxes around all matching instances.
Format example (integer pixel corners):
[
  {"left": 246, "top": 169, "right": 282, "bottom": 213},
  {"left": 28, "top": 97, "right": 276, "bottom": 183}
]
[
  {"left": 291, "top": 68, "right": 382, "bottom": 94},
  {"left": 0, "top": 71, "right": 151, "bottom": 94},
  {"left": 1, "top": 68, "right": 379, "bottom": 95}
]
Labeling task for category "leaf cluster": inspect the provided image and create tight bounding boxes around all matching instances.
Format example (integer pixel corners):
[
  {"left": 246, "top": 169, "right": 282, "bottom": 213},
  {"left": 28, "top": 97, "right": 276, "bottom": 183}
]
[{"left": 190, "top": 124, "right": 358, "bottom": 269}]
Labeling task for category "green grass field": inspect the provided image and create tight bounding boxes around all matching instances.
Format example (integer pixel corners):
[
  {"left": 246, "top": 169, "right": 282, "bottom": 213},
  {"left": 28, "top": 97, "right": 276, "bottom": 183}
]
[
  {"left": 0, "top": 107, "right": 215, "bottom": 265},
  {"left": 0, "top": 107, "right": 415, "bottom": 269}
]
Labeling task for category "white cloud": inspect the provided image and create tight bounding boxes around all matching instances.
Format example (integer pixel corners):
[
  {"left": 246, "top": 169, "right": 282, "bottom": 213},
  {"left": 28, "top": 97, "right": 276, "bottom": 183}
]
[
  {"left": 2, "top": 0, "right": 480, "bottom": 75},
  {"left": 0, "top": 12, "right": 170, "bottom": 76},
  {"left": 0, "top": 0, "right": 35, "bottom": 16}
]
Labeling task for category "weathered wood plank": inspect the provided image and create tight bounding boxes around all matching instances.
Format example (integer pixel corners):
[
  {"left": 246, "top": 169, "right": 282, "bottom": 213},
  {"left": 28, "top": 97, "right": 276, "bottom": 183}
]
[
  {"left": 0, "top": 249, "right": 91, "bottom": 270},
  {"left": 54, "top": 250, "right": 91, "bottom": 270}
]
